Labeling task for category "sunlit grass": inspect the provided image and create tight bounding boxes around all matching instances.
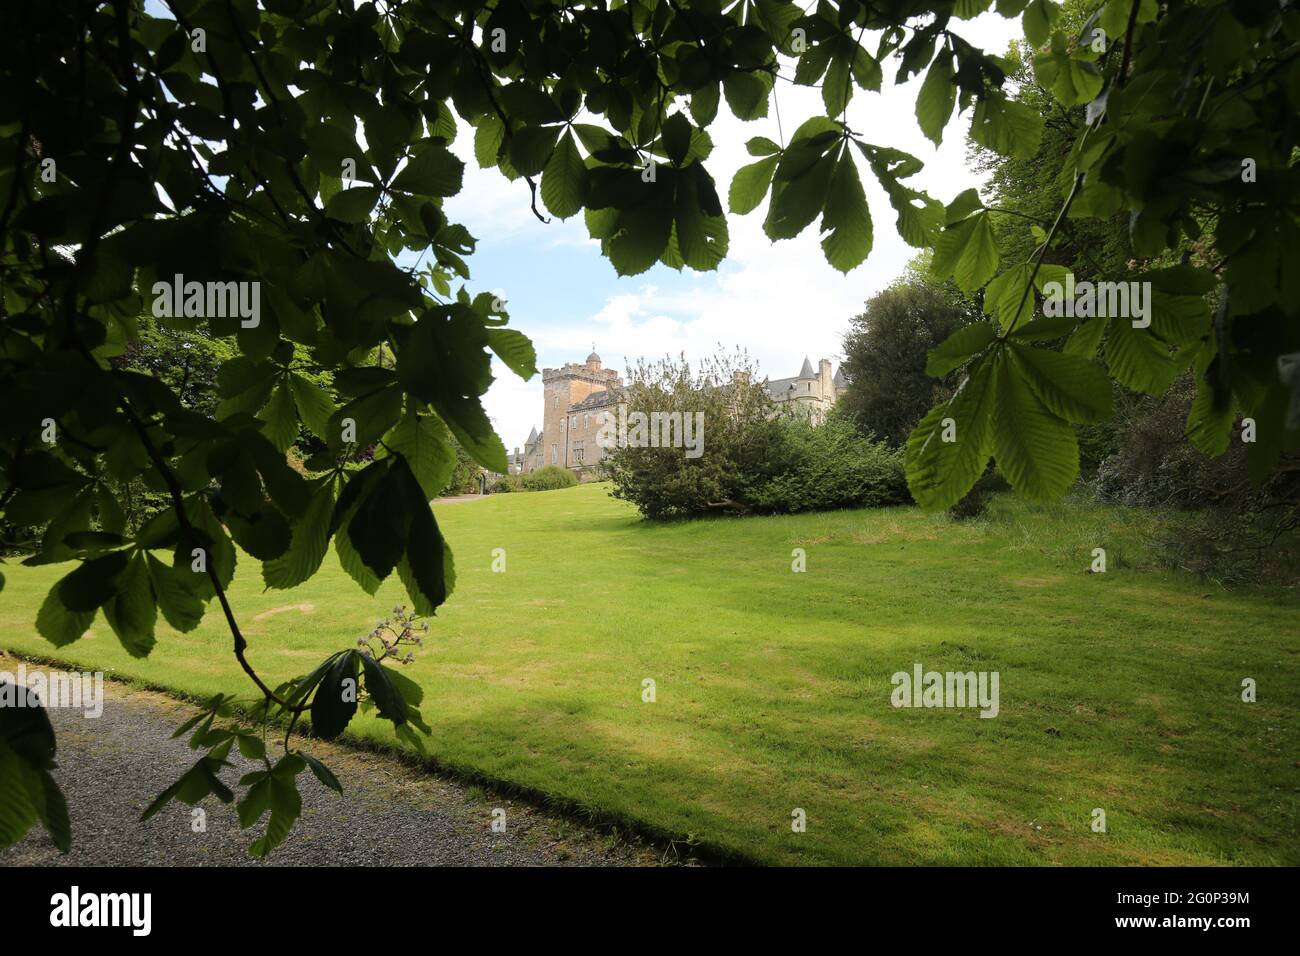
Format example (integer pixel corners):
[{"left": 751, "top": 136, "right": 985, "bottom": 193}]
[{"left": 2, "top": 483, "right": 1296, "bottom": 864}]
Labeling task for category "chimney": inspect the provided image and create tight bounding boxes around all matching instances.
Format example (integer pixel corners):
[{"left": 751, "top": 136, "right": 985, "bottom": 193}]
[{"left": 819, "top": 358, "right": 832, "bottom": 396}]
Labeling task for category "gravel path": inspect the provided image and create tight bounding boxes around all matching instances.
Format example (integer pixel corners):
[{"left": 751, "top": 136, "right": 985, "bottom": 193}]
[{"left": 0, "top": 658, "right": 656, "bottom": 867}]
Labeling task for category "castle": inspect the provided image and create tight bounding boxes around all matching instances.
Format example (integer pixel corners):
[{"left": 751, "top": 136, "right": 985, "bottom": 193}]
[
  {"left": 764, "top": 356, "right": 848, "bottom": 418},
  {"left": 509, "top": 352, "right": 847, "bottom": 477},
  {"left": 511, "top": 351, "right": 623, "bottom": 478}
]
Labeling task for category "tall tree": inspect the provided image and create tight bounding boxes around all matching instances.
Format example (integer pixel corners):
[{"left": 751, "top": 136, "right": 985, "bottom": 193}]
[
  {"left": 965, "top": 0, "right": 1133, "bottom": 279},
  {"left": 840, "top": 271, "right": 981, "bottom": 447}
]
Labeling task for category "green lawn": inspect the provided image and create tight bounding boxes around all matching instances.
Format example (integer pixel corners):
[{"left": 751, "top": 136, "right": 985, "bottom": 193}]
[{"left": 2, "top": 483, "right": 1297, "bottom": 865}]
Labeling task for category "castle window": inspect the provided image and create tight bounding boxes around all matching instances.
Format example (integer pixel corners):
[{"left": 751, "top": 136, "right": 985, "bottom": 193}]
[{"left": 551, "top": 445, "right": 557, "bottom": 464}]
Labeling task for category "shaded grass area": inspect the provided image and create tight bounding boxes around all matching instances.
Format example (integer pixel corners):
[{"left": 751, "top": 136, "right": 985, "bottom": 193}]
[{"left": 2, "top": 484, "right": 1296, "bottom": 865}]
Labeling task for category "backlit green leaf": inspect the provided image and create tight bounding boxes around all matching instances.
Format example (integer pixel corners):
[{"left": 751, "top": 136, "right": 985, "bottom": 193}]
[
  {"left": 1010, "top": 342, "right": 1113, "bottom": 423},
  {"left": 392, "top": 142, "right": 465, "bottom": 196},
  {"left": 730, "top": 156, "right": 779, "bottom": 215},
  {"left": 906, "top": 357, "right": 997, "bottom": 510},
  {"left": 916, "top": 52, "right": 956, "bottom": 145},
  {"left": 992, "top": 351, "right": 1079, "bottom": 500},
  {"left": 932, "top": 212, "right": 999, "bottom": 293},
  {"left": 540, "top": 130, "right": 587, "bottom": 219},
  {"left": 927, "top": 322, "right": 998, "bottom": 377},
  {"left": 819, "top": 150, "right": 873, "bottom": 273},
  {"left": 263, "top": 476, "right": 337, "bottom": 590}
]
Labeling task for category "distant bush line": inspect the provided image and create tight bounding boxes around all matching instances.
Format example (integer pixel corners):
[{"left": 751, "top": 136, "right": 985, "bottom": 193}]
[{"left": 491, "top": 465, "right": 579, "bottom": 494}]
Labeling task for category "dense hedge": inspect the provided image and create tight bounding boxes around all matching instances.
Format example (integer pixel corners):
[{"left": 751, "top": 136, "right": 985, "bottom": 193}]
[
  {"left": 746, "top": 415, "right": 909, "bottom": 514},
  {"left": 491, "top": 466, "right": 580, "bottom": 493},
  {"left": 490, "top": 474, "right": 524, "bottom": 493},
  {"left": 604, "top": 353, "right": 787, "bottom": 520},
  {"left": 611, "top": 404, "right": 910, "bottom": 520},
  {"left": 522, "top": 466, "right": 579, "bottom": 491}
]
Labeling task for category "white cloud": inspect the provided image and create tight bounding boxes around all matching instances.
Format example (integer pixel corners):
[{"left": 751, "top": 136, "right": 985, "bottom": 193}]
[
  {"left": 483, "top": 358, "right": 543, "bottom": 455},
  {"left": 468, "top": 13, "right": 1023, "bottom": 450}
]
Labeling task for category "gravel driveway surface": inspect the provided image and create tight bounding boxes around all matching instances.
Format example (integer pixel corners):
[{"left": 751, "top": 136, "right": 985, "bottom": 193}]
[{"left": 0, "top": 658, "right": 656, "bottom": 867}]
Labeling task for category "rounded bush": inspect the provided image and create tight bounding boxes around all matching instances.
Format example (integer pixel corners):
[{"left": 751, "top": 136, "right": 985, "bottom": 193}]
[
  {"left": 490, "top": 474, "right": 523, "bottom": 493},
  {"left": 521, "top": 465, "right": 579, "bottom": 491}
]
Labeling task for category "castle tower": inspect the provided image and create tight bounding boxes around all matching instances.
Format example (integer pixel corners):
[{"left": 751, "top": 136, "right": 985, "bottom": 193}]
[
  {"left": 539, "top": 351, "right": 621, "bottom": 470},
  {"left": 764, "top": 355, "right": 843, "bottom": 421}
]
